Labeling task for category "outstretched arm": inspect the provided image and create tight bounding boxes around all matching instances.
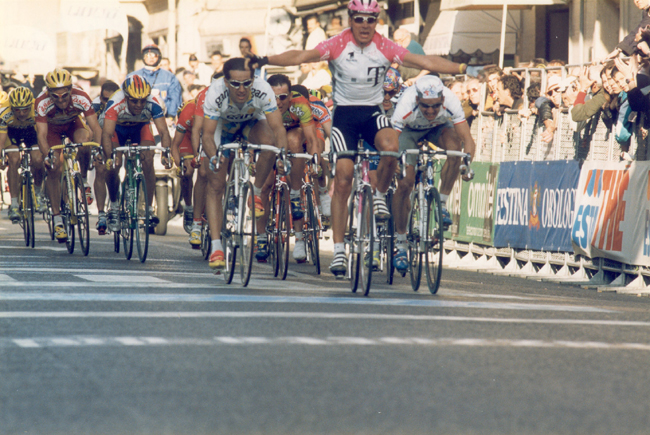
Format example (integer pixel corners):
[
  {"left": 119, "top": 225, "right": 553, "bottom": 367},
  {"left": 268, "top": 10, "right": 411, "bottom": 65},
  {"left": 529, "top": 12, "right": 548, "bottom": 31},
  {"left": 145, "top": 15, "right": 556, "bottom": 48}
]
[
  {"left": 262, "top": 49, "right": 322, "bottom": 67},
  {"left": 402, "top": 53, "right": 466, "bottom": 76}
]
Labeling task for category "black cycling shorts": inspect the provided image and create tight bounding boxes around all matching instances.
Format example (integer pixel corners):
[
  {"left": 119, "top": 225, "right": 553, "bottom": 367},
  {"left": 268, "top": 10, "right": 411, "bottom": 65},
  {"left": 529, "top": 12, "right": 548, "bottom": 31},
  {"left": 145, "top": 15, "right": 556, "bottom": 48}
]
[
  {"left": 330, "top": 105, "right": 391, "bottom": 156},
  {"left": 7, "top": 125, "right": 38, "bottom": 147}
]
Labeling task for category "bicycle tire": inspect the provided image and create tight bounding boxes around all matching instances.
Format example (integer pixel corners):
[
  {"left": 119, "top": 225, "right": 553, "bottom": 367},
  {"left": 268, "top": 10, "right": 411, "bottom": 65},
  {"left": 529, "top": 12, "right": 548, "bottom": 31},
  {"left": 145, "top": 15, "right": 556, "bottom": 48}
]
[
  {"left": 348, "top": 189, "right": 360, "bottom": 293},
  {"left": 113, "top": 228, "right": 120, "bottom": 253},
  {"left": 221, "top": 181, "right": 237, "bottom": 283},
  {"left": 74, "top": 173, "right": 90, "bottom": 256},
  {"left": 61, "top": 173, "right": 75, "bottom": 254},
  {"left": 425, "top": 188, "right": 444, "bottom": 295},
  {"left": 135, "top": 175, "right": 149, "bottom": 263},
  {"left": 121, "top": 180, "right": 133, "bottom": 260},
  {"left": 201, "top": 222, "right": 211, "bottom": 261},
  {"left": 305, "top": 185, "right": 320, "bottom": 275},
  {"left": 278, "top": 184, "right": 291, "bottom": 281},
  {"left": 359, "top": 185, "right": 374, "bottom": 296},
  {"left": 42, "top": 178, "right": 54, "bottom": 240},
  {"left": 408, "top": 189, "right": 422, "bottom": 291},
  {"left": 268, "top": 180, "right": 279, "bottom": 277},
  {"left": 239, "top": 181, "right": 255, "bottom": 287},
  {"left": 385, "top": 189, "right": 395, "bottom": 284},
  {"left": 23, "top": 175, "right": 35, "bottom": 248}
]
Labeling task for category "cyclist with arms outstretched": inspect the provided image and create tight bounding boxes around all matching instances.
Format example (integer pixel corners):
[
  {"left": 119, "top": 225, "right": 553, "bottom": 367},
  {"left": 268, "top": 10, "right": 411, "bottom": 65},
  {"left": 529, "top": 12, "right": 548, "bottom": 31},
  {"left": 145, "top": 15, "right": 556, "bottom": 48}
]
[
  {"left": 249, "top": 0, "right": 476, "bottom": 276},
  {"left": 99, "top": 75, "right": 172, "bottom": 232},
  {"left": 200, "top": 57, "right": 288, "bottom": 270}
]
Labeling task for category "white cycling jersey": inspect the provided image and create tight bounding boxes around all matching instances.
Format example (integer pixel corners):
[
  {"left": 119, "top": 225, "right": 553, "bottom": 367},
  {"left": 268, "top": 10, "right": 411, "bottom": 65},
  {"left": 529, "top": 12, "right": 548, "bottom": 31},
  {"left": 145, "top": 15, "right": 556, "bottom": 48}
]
[
  {"left": 391, "top": 85, "right": 466, "bottom": 132},
  {"left": 315, "top": 29, "right": 408, "bottom": 107},
  {"left": 202, "top": 77, "right": 277, "bottom": 123}
]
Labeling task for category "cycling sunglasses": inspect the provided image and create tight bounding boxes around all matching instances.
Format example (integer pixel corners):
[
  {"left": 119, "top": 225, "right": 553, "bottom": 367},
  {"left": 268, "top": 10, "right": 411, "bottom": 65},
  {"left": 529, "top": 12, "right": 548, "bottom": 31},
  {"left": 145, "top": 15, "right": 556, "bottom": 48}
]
[
  {"left": 275, "top": 93, "right": 290, "bottom": 101},
  {"left": 352, "top": 15, "right": 378, "bottom": 24},
  {"left": 50, "top": 91, "right": 70, "bottom": 100},
  {"left": 126, "top": 96, "right": 148, "bottom": 104},
  {"left": 418, "top": 102, "right": 443, "bottom": 110},
  {"left": 228, "top": 79, "right": 254, "bottom": 89}
]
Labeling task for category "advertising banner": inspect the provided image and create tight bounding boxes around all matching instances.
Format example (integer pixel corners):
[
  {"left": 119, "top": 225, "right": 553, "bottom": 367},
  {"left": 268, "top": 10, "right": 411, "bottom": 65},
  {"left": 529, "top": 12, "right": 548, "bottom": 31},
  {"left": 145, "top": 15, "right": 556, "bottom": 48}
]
[
  {"left": 447, "top": 161, "right": 499, "bottom": 245},
  {"left": 571, "top": 161, "right": 650, "bottom": 266},
  {"left": 493, "top": 160, "right": 579, "bottom": 252}
]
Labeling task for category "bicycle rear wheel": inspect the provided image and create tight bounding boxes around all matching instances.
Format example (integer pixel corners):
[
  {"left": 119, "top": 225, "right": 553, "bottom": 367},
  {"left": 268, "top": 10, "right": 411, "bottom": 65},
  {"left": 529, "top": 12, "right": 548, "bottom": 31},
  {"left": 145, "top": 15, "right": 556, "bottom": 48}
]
[
  {"left": 135, "top": 175, "right": 150, "bottom": 263},
  {"left": 61, "top": 173, "right": 75, "bottom": 254},
  {"left": 239, "top": 181, "right": 255, "bottom": 287},
  {"left": 113, "top": 229, "right": 120, "bottom": 253},
  {"left": 425, "top": 188, "right": 444, "bottom": 294},
  {"left": 201, "top": 222, "right": 211, "bottom": 261},
  {"left": 121, "top": 182, "right": 133, "bottom": 260},
  {"left": 358, "top": 185, "right": 374, "bottom": 296},
  {"left": 305, "top": 185, "right": 321, "bottom": 275},
  {"left": 268, "top": 183, "right": 279, "bottom": 277},
  {"left": 408, "top": 189, "right": 422, "bottom": 291},
  {"left": 348, "top": 190, "right": 360, "bottom": 293},
  {"left": 22, "top": 175, "right": 35, "bottom": 248},
  {"left": 42, "top": 179, "right": 54, "bottom": 240},
  {"left": 384, "top": 189, "right": 395, "bottom": 284},
  {"left": 222, "top": 181, "right": 237, "bottom": 284},
  {"left": 74, "top": 173, "right": 90, "bottom": 256},
  {"left": 277, "top": 184, "right": 291, "bottom": 281}
]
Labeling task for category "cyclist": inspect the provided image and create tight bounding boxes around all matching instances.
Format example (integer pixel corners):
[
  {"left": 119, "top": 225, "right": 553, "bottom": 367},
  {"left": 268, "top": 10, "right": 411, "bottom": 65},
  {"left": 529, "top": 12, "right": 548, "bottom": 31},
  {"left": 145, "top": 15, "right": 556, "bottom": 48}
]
[
  {"left": 256, "top": 74, "right": 320, "bottom": 263},
  {"left": 0, "top": 87, "right": 43, "bottom": 223},
  {"left": 171, "top": 99, "right": 200, "bottom": 241},
  {"left": 390, "top": 75, "right": 476, "bottom": 273},
  {"left": 250, "top": 0, "right": 474, "bottom": 276},
  {"left": 200, "top": 57, "right": 288, "bottom": 270},
  {"left": 293, "top": 84, "right": 332, "bottom": 222},
  {"left": 90, "top": 80, "right": 120, "bottom": 233},
  {"left": 35, "top": 68, "right": 103, "bottom": 242},
  {"left": 188, "top": 86, "right": 211, "bottom": 248},
  {"left": 99, "top": 75, "right": 171, "bottom": 232},
  {"left": 129, "top": 44, "right": 183, "bottom": 118}
]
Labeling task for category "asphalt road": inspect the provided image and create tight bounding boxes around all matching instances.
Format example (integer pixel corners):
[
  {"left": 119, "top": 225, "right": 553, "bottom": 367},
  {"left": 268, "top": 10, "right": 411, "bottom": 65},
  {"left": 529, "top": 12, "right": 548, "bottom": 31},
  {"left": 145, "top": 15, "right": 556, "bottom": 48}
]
[{"left": 2, "top": 212, "right": 650, "bottom": 435}]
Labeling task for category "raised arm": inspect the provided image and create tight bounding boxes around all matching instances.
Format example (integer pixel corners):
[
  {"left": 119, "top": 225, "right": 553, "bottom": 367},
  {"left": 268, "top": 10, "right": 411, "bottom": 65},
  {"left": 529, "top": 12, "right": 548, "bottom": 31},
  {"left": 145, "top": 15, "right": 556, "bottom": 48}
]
[{"left": 402, "top": 52, "right": 466, "bottom": 76}]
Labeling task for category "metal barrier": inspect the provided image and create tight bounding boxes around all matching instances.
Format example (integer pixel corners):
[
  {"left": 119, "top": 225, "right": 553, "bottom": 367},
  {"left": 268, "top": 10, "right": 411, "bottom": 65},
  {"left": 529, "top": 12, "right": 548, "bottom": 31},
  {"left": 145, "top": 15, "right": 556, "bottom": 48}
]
[{"left": 446, "top": 67, "right": 650, "bottom": 295}]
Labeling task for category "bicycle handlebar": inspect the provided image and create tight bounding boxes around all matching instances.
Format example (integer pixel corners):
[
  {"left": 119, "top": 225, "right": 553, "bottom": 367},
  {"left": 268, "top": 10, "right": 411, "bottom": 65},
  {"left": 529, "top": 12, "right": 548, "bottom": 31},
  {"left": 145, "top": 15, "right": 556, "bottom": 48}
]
[
  {"left": 330, "top": 149, "right": 402, "bottom": 178},
  {"left": 399, "top": 148, "right": 473, "bottom": 180}
]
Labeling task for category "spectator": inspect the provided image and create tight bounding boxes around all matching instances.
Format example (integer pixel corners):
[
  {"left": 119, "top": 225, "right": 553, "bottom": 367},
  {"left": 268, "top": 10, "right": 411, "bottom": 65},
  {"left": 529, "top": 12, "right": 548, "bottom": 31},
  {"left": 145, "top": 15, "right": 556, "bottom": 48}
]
[
  {"left": 606, "top": 0, "right": 650, "bottom": 59},
  {"left": 518, "top": 81, "right": 541, "bottom": 120},
  {"left": 301, "top": 61, "right": 331, "bottom": 90},
  {"left": 180, "top": 70, "right": 197, "bottom": 101},
  {"left": 305, "top": 14, "right": 327, "bottom": 50},
  {"left": 448, "top": 79, "right": 466, "bottom": 102},
  {"left": 129, "top": 43, "right": 182, "bottom": 118},
  {"left": 546, "top": 59, "right": 566, "bottom": 77},
  {"left": 239, "top": 38, "right": 254, "bottom": 57},
  {"left": 91, "top": 80, "right": 119, "bottom": 116},
  {"left": 496, "top": 73, "right": 524, "bottom": 115},
  {"left": 536, "top": 75, "right": 564, "bottom": 142},
  {"left": 187, "top": 53, "right": 213, "bottom": 86},
  {"left": 482, "top": 65, "right": 503, "bottom": 112},
  {"left": 393, "top": 28, "right": 428, "bottom": 85},
  {"left": 160, "top": 57, "right": 173, "bottom": 72},
  {"left": 187, "top": 84, "right": 205, "bottom": 100},
  {"left": 210, "top": 51, "right": 224, "bottom": 77},
  {"left": 464, "top": 77, "right": 481, "bottom": 125},
  {"left": 327, "top": 16, "right": 344, "bottom": 37},
  {"left": 560, "top": 75, "right": 580, "bottom": 108},
  {"left": 571, "top": 64, "right": 607, "bottom": 123}
]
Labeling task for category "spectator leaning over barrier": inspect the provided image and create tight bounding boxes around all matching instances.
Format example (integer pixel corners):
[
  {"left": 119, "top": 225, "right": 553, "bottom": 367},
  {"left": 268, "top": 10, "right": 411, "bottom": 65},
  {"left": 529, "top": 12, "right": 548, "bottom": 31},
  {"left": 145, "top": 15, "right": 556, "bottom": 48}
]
[
  {"left": 536, "top": 75, "right": 564, "bottom": 143},
  {"left": 448, "top": 78, "right": 466, "bottom": 102},
  {"left": 560, "top": 75, "right": 580, "bottom": 108},
  {"left": 495, "top": 73, "right": 523, "bottom": 115},
  {"left": 482, "top": 65, "right": 503, "bottom": 112},
  {"left": 518, "top": 81, "right": 541, "bottom": 121},
  {"left": 571, "top": 65, "right": 606, "bottom": 123},
  {"left": 606, "top": 0, "right": 650, "bottom": 60}
]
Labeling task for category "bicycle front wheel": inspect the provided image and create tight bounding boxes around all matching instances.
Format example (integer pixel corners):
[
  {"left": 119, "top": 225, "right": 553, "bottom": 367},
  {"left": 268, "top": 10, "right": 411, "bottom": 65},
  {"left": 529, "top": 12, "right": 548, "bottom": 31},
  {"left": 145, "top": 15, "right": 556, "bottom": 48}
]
[
  {"left": 305, "top": 185, "right": 320, "bottom": 275},
  {"left": 201, "top": 222, "right": 211, "bottom": 261},
  {"left": 74, "top": 173, "right": 90, "bottom": 256},
  {"left": 61, "top": 173, "right": 75, "bottom": 254},
  {"left": 277, "top": 185, "right": 291, "bottom": 281},
  {"left": 222, "top": 181, "right": 237, "bottom": 284},
  {"left": 384, "top": 189, "right": 395, "bottom": 284},
  {"left": 135, "top": 175, "right": 149, "bottom": 263},
  {"left": 408, "top": 189, "right": 422, "bottom": 291},
  {"left": 348, "top": 190, "right": 360, "bottom": 293},
  {"left": 121, "top": 182, "right": 133, "bottom": 260},
  {"left": 358, "top": 185, "right": 374, "bottom": 296},
  {"left": 239, "top": 181, "right": 255, "bottom": 287},
  {"left": 425, "top": 188, "right": 444, "bottom": 294},
  {"left": 22, "top": 175, "right": 35, "bottom": 248}
]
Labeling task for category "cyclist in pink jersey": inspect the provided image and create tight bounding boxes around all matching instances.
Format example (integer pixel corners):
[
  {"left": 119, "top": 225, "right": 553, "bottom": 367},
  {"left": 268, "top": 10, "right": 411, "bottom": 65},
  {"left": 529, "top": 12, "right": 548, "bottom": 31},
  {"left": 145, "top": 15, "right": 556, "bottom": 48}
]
[{"left": 250, "top": 0, "right": 477, "bottom": 276}]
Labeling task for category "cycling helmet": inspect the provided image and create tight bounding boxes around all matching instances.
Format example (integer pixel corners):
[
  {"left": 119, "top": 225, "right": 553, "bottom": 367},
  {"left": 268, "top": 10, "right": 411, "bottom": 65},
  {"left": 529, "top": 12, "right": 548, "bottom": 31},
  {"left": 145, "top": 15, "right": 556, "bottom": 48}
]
[
  {"left": 8, "top": 87, "right": 34, "bottom": 108},
  {"left": 415, "top": 75, "right": 444, "bottom": 99},
  {"left": 383, "top": 67, "right": 401, "bottom": 92},
  {"left": 348, "top": 0, "right": 380, "bottom": 15},
  {"left": 0, "top": 91, "right": 8, "bottom": 105},
  {"left": 122, "top": 75, "right": 151, "bottom": 99},
  {"left": 44, "top": 68, "right": 73, "bottom": 89},
  {"left": 142, "top": 44, "right": 162, "bottom": 67},
  {"left": 309, "top": 88, "right": 323, "bottom": 100}
]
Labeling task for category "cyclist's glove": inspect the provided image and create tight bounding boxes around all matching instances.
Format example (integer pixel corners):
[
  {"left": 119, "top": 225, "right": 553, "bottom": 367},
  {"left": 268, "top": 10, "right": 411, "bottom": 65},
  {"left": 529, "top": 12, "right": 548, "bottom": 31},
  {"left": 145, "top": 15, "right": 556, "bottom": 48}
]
[
  {"left": 209, "top": 155, "right": 219, "bottom": 172},
  {"left": 465, "top": 65, "right": 484, "bottom": 77},
  {"left": 190, "top": 157, "right": 201, "bottom": 168},
  {"left": 105, "top": 159, "right": 114, "bottom": 170},
  {"left": 248, "top": 55, "right": 269, "bottom": 70},
  {"left": 44, "top": 155, "right": 55, "bottom": 169}
]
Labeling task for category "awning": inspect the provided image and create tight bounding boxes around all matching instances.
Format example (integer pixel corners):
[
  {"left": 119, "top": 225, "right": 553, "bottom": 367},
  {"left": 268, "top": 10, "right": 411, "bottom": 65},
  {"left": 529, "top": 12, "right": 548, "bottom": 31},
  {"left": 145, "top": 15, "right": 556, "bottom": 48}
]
[
  {"left": 440, "top": 0, "right": 568, "bottom": 10},
  {"left": 199, "top": 9, "right": 269, "bottom": 36},
  {"left": 423, "top": 10, "right": 518, "bottom": 56}
]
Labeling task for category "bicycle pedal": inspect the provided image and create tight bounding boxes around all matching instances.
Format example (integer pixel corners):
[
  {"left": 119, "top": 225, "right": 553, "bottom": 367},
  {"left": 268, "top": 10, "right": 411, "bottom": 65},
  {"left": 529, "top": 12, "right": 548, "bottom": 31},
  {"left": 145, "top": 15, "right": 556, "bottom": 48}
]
[{"left": 191, "top": 245, "right": 201, "bottom": 250}]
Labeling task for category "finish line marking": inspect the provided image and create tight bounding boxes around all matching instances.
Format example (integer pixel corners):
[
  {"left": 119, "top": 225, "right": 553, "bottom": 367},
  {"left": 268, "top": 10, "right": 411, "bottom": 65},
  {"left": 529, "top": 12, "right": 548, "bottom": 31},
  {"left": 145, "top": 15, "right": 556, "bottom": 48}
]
[
  {"left": 0, "top": 293, "right": 613, "bottom": 312},
  {"left": 5, "top": 335, "right": 650, "bottom": 351}
]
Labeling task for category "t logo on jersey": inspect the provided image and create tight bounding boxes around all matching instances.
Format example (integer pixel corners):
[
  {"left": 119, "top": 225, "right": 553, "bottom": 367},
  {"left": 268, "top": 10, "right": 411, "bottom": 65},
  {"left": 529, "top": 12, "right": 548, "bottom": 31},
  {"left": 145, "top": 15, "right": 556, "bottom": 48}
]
[
  {"left": 368, "top": 66, "right": 387, "bottom": 86},
  {"left": 348, "top": 52, "right": 355, "bottom": 60}
]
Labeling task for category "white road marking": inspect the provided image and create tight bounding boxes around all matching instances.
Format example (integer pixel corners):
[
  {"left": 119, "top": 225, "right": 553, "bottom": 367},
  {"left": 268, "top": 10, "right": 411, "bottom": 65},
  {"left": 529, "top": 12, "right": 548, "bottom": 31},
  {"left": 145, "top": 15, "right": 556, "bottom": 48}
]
[
  {"left": 0, "top": 273, "right": 16, "bottom": 282},
  {"left": 5, "top": 335, "right": 650, "bottom": 351},
  {"left": 3, "top": 311, "right": 644, "bottom": 326},
  {"left": 0, "top": 293, "right": 613, "bottom": 312},
  {"left": 75, "top": 275, "right": 169, "bottom": 283}
]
